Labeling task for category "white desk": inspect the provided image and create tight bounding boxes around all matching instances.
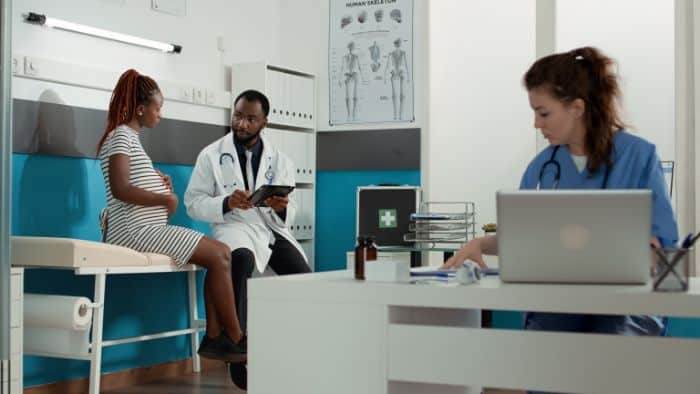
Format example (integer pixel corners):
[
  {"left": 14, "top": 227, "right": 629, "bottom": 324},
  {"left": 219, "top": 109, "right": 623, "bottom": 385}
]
[{"left": 248, "top": 270, "right": 700, "bottom": 394}]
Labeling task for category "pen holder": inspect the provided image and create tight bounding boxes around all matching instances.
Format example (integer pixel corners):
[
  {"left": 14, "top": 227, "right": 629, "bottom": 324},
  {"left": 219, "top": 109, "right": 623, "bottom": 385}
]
[{"left": 652, "top": 247, "right": 690, "bottom": 292}]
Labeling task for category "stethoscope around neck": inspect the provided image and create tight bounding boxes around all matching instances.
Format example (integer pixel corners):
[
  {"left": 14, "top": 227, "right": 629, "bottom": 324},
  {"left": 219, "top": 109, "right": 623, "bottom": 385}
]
[
  {"left": 218, "top": 150, "right": 276, "bottom": 187},
  {"left": 537, "top": 145, "right": 611, "bottom": 189},
  {"left": 218, "top": 148, "right": 279, "bottom": 238}
]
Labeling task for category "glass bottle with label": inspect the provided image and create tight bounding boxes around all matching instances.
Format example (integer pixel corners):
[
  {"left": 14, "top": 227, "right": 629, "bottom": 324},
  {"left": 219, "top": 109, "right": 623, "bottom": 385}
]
[
  {"left": 366, "top": 235, "right": 378, "bottom": 262},
  {"left": 355, "top": 236, "right": 368, "bottom": 280}
]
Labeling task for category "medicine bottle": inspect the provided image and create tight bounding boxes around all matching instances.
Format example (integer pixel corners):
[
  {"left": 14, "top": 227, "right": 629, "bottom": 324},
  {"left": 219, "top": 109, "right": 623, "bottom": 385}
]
[
  {"left": 354, "top": 236, "right": 368, "bottom": 280},
  {"left": 366, "top": 235, "right": 378, "bottom": 262}
]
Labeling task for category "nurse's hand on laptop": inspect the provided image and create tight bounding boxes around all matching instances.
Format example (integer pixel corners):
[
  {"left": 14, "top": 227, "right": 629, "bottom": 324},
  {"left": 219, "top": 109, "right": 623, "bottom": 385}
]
[{"left": 442, "top": 237, "right": 489, "bottom": 270}]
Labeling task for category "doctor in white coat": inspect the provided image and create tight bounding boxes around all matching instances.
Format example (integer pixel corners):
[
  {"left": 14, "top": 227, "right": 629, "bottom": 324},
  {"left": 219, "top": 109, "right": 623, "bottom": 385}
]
[{"left": 185, "top": 89, "right": 309, "bottom": 389}]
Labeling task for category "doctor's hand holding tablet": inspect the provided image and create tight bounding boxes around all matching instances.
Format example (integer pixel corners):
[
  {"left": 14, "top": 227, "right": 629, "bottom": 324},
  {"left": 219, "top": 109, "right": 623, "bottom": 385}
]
[
  {"left": 227, "top": 190, "right": 254, "bottom": 210},
  {"left": 226, "top": 185, "right": 293, "bottom": 212}
]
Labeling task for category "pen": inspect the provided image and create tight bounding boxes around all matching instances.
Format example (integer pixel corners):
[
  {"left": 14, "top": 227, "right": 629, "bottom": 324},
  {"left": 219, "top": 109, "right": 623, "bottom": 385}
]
[
  {"left": 681, "top": 233, "right": 693, "bottom": 249},
  {"left": 410, "top": 271, "right": 456, "bottom": 278},
  {"left": 683, "top": 231, "right": 700, "bottom": 249}
]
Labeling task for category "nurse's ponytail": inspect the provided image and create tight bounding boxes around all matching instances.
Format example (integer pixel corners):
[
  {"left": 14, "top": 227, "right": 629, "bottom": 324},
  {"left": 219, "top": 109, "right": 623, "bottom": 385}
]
[
  {"left": 97, "top": 69, "right": 161, "bottom": 153},
  {"left": 523, "top": 46, "right": 625, "bottom": 173}
]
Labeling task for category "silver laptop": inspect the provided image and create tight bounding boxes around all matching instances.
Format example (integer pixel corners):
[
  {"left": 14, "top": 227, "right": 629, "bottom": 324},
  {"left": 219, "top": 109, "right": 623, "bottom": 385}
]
[{"left": 497, "top": 190, "right": 652, "bottom": 284}]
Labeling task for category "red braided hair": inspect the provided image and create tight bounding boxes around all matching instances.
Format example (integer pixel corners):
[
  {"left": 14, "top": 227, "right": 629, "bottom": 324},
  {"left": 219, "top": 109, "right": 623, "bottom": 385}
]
[{"left": 97, "top": 69, "right": 161, "bottom": 152}]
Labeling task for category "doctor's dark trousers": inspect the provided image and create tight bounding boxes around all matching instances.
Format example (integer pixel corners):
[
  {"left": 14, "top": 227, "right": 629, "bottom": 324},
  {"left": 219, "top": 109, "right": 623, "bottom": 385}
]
[{"left": 230, "top": 231, "right": 310, "bottom": 332}]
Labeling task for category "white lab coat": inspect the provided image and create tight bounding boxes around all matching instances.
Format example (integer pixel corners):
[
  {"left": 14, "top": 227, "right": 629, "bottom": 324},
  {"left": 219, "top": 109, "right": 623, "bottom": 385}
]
[{"left": 184, "top": 132, "right": 307, "bottom": 273}]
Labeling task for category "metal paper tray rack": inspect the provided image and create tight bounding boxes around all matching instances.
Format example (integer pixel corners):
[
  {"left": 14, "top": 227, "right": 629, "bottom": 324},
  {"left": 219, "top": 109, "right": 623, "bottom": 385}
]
[{"left": 404, "top": 201, "right": 476, "bottom": 244}]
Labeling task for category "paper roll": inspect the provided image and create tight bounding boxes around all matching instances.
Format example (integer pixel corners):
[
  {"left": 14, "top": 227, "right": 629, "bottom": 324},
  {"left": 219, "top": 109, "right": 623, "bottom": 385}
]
[
  {"left": 24, "top": 294, "right": 93, "bottom": 330},
  {"left": 24, "top": 326, "right": 91, "bottom": 356}
]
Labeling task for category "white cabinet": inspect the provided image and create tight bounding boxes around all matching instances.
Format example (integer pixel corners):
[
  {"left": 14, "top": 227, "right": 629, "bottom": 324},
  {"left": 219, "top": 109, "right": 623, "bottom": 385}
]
[
  {"left": 264, "top": 129, "right": 315, "bottom": 184},
  {"left": 8, "top": 267, "right": 23, "bottom": 394},
  {"left": 231, "top": 62, "right": 316, "bottom": 269}
]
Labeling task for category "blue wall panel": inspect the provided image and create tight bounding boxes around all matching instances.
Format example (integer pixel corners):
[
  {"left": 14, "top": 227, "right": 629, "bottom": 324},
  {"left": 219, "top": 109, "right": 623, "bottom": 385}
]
[
  {"left": 315, "top": 170, "right": 420, "bottom": 272},
  {"left": 14, "top": 153, "right": 700, "bottom": 387},
  {"left": 12, "top": 153, "right": 209, "bottom": 387}
]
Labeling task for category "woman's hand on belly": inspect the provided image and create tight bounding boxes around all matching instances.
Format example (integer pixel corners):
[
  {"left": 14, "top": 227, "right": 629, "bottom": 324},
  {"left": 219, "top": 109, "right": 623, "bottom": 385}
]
[{"left": 165, "top": 193, "right": 178, "bottom": 218}]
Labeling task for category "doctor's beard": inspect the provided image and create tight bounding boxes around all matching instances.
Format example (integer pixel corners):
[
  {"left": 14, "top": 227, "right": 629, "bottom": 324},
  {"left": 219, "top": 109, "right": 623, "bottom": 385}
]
[{"left": 232, "top": 127, "right": 262, "bottom": 147}]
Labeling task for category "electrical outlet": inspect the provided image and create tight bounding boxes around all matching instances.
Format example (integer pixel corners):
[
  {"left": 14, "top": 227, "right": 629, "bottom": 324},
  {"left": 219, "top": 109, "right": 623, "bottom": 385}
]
[
  {"left": 179, "top": 87, "right": 193, "bottom": 102},
  {"left": 24, "top": 57, "right": 38, "bottom": 76},
  {"left": 152, "top": 0, "right": 186, "bottom": 16},
  {"left": 205, "top": 89, "right": 217, "bottom": 105},
  {"left": 216, "top": 36, "right": 229, "bottom": 52},
  {"left": 193, "top": 87, "right": 205, "bottom": 104}
]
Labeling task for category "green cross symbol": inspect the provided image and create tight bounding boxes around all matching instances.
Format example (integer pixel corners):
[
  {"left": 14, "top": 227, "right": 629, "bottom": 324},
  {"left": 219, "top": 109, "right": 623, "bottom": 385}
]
[{"left": 378, "top": 209, "right": 397, "bottom": 228}]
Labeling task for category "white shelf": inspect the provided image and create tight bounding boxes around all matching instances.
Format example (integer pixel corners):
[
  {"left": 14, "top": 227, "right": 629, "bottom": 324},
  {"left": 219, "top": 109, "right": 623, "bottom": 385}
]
[{"left": 231, "top": 62, "right": 316, "bottom": 269}]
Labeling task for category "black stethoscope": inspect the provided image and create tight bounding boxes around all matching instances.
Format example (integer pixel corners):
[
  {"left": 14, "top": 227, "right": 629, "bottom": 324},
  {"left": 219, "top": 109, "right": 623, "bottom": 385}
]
[{"left": 537, "top": 145, "right": 611, "bottom": 189}]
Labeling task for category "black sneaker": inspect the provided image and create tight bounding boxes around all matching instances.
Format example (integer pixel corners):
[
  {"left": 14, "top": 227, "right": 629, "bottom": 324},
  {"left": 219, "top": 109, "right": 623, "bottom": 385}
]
[
  {"left": 197, "top": 333, "right": 247, "bottom": 362},
  {"left": 228, "top": 361, "right": 247, "bottom": 390}
]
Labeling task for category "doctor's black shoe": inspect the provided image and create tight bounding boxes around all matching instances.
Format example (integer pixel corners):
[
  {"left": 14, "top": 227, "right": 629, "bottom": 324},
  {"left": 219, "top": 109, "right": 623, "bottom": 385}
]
[
  {"left": 197, "top": 333, "right": 247, "bottom": 362},
  {"left": 228, "top": 361, "right": 247, "bottom": 390}
]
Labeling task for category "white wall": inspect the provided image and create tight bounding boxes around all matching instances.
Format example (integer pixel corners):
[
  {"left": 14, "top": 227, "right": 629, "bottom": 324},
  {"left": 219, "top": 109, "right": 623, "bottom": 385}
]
[
  {"left": 426, "top": 0, "right": 537, "bottom": 237},
  {"left": 11, "top": 0, "right": 314, "bottom": 125},
  {"left": 556, "top": 0, "right": 676, "bottom": 162}
]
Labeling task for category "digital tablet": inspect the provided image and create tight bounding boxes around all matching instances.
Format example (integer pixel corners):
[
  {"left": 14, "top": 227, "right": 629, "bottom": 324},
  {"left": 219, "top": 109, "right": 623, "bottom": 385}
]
[{"left": 248, "top": 185, "right": 295, "bottom": 206}]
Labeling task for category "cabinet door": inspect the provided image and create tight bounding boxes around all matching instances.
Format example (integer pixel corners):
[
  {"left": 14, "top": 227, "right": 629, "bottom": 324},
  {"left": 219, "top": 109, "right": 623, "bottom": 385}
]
[
  {"left": 289, "top": 187, "right": 302, "bottom": 239},
  {"left": 280, "top": 73, "right": 292, "bottom": 126},
  {"left": 10, "top": 327, "right": 20, "bottom": 355},
  {"left": 302, "top": 188, "right": 315, "bottom": 239},
  {"left": 295, "top": 189, "right": 313, "bottom": 240},
  {"left": 302, "top": 76, "right": 315, "bottom": 129},
  {"left": 301, "top": 132, "right": 314, "bottom": 184},
  {"left": 10, "top": 300, "right": 20, "bottom": 328},
  {"left": 9, "top": 354, "right": 20, "bottom": 381},
  {"left": 289, "top": 74, "right": 303, "bottom": 128},
  {"left": 264, "top": 127, "right": 284, "bottom": 150},
  {"left": 10, "top": 379, "right": 20, "bottom": 394},
  {"left": 265, "top": 69, "right": 282, "bottom": 124},
  {"left": 10, "top": 274, "right": 20, "bottom": 301},
  {"left": 282, "top": 130, "right": 308, "bottom": 183}
]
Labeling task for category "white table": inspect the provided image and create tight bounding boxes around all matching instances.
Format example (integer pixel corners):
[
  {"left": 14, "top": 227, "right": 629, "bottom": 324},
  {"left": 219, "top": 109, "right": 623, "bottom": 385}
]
[
  {"left": 20, "top": 264, "right": 205, "bottom": 394},
  {"left": 248, "top": 270, "right": 700, "bottom": 394}
]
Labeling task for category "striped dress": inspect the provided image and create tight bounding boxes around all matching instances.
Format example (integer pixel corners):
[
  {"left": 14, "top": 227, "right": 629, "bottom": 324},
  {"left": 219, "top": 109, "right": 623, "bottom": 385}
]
[{"left": 98, "top": 125, "right": 203, "bottom": 266}]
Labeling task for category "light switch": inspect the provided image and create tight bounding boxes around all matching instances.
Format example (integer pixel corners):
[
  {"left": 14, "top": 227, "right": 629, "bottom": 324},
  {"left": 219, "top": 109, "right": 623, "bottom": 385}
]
[
  {"left": 193, "top": 87, "right": 204, "bottom": 104},
  {"left": 205, "top": 89, "right": 217, "bottom": 105},
  {"left": 11, "top": 56, "right": 19, "bottom": 74},
  {"left": 24, "top": 57, "right": 38, "bottom": 76},
  {"left": 179, "top": 87, "right": 193, "bottom": 102},
  {"left": 152, "top": 0, "right": 186, "bottom": 16}
]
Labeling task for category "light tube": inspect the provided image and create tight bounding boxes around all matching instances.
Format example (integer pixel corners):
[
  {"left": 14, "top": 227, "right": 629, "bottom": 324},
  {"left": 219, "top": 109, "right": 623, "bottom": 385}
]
[{"left": 25, "top": 12, "right": 182, "bottom": 54}]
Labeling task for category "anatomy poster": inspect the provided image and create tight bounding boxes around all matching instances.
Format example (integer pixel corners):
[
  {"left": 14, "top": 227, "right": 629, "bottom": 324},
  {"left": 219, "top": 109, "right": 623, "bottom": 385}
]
[{"left": 329, "top": 0, "right": 414, "bottom": 125}]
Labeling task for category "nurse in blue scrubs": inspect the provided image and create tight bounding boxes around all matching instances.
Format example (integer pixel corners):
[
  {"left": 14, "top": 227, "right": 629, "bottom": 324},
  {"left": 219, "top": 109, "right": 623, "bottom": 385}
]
[{"left": 444, "top": 47, "right": 678, "bottom": 342}]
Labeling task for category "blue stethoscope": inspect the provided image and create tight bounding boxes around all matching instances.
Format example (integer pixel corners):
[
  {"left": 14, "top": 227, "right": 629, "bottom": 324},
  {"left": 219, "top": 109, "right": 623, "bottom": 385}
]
[{"left": 537, "top": 145, "right": 611, "bottom": 189}]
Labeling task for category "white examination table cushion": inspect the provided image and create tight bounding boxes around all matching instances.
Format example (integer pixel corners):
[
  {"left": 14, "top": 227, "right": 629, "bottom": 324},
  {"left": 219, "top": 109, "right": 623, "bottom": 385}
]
[{"left": 11, "top": 236, "right": 175, "bottom": 268}]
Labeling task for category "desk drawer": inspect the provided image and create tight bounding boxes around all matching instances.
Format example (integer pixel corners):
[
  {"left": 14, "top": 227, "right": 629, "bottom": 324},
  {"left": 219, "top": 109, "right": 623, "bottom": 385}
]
[
  {"left": 10, "top": 300, "right": 20, "bottom": 328},
  {"left": 10, "top": 274, "right": 21, "bottom": 301},
  {"left": 387, "top": 323, "right": 700, "bottom": 394}
]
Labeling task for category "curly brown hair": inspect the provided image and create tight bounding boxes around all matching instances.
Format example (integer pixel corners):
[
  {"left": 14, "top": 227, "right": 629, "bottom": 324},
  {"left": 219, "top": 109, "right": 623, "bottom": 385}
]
[{"left": 523, "top": 47, "right": 625, "bottom": 173}]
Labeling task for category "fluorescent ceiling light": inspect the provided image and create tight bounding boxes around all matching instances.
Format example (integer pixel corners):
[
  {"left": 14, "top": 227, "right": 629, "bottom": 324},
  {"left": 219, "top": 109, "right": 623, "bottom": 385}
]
[{"left": 25, "top": 12, "right": 182, "bottom": 54}]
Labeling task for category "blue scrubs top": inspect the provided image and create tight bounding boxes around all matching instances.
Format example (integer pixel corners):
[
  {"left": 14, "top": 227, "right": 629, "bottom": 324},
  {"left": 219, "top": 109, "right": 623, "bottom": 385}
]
[
  {"left": 519, "top": 130, "right": 678, "bottom": 247},
  {"left": 520, "top": 130, "right": 676, "bottom": 337}
]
